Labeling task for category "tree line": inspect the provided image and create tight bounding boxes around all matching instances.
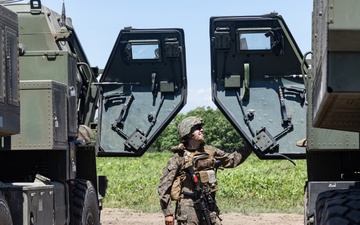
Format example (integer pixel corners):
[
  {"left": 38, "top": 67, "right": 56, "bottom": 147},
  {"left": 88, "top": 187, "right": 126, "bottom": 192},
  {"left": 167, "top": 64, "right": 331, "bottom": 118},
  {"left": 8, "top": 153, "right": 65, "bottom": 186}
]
[{"left": 148, "top": 106, "right": 245, "bottom": 153}]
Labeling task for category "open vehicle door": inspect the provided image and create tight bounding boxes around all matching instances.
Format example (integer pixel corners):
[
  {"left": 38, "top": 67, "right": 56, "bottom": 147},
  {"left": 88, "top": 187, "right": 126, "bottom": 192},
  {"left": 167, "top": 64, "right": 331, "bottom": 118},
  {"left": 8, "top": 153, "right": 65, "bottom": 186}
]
[
  {"left": 97, "top": 28, "right": 187, "bottom": 156},
  {"left": 210, "top": 14, "right": 307, "bottom": 159}
]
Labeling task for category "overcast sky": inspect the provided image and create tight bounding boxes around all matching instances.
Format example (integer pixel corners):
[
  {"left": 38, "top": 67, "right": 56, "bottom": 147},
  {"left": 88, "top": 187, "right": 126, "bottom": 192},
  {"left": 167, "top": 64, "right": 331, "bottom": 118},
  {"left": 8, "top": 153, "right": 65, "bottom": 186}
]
[{"left": 41, "top": 0, "right": 313, "bottom": 113}]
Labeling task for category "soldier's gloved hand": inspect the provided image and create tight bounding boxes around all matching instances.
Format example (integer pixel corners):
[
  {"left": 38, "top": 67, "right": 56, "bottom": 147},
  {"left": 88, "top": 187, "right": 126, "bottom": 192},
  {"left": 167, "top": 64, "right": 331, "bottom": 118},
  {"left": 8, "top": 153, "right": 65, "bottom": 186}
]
[
  {"left": 234, "top": 141, "right": 253, "bottom": 164},
  {"left": 165, "top": 215, "right": 174, "bottom": 225}
]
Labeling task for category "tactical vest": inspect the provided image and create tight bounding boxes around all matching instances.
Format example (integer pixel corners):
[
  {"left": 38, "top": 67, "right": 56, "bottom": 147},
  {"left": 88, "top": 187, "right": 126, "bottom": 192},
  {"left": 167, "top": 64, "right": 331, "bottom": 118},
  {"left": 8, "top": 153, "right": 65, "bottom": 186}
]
[{"left": 170, "top": 146, "right": 218, "bottom": 201}]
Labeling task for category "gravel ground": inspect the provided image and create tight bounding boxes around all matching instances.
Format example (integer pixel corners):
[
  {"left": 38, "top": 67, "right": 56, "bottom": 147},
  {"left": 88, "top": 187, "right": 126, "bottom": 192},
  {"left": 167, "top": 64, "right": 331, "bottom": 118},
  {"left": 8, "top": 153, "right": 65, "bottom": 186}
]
[{"left": 100, "top": 208, "right": 303, "bottom": 225}]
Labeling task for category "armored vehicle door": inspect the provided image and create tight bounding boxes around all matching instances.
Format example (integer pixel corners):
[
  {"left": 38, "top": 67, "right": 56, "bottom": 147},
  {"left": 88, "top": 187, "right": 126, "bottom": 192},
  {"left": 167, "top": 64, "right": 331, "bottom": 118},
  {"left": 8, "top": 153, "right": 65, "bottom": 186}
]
[
  {"left": 97, "top": 28, "right": 187, "bottom": 156},
  {"left": 210, "top": 14, "right": 307, "bottom": 159}
]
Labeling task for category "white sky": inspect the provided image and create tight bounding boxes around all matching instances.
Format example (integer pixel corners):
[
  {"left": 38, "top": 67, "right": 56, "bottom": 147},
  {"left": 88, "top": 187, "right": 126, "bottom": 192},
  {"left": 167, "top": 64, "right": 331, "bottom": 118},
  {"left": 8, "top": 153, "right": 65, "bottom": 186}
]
[{"left": 41, "top": 0, "right": 313, "bottom": 113}]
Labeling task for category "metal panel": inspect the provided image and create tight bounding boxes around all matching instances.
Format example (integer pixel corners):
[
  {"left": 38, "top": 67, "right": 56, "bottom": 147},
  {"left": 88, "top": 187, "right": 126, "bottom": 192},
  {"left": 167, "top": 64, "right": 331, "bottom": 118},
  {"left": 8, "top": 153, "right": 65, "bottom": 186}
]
[
  {"left": 97, "top": 28, "right": 187, "bottom": 156},
  {"left": 11, "top": 80, "right": 68, "bottom": 150},
  {"left": 307, "top": 74, "right": 360, "bottom": 151},
  {"left": 308, "top": 127, "right": 360, "bottom": 150},
  {"left": 67, "top": 55, "right": 77, "bottom": 137},
  {"left": 328, "top": 0, "right": 360, "bottom": 51},
  {"left": 19, "top": 51, "right": 77, "bottom": 137},
  {"left": 51, "top": 182, "right": 67, "bottom": 225},
  {"left": 312, "top": 0, "right": 360, "bottom": 131},
  {"left": 5, "top": 26, "right": 19, "bottom": 107},
  {"left": 7, "top": 4, "right": 59, "bottom": 51},
  {"left": 0, "top": 183, "right": 54, "bottom": 225},
  {"left": 210, "top": 15, "right": 307, "bottom": 159},
  {"left": 0, "top": 4, "right": 20, "bottom": 137},
  {"left": 5, "top": 4, "right": 79, "bottom": 137},
  {"left": 20, "top": 51, "right": 75, "bottom": 83}
]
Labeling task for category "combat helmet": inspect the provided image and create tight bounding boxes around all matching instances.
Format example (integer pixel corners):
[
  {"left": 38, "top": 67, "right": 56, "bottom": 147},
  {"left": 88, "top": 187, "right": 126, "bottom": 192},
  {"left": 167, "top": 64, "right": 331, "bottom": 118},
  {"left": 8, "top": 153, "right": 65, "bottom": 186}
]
[{"left": 178, "top": 116, "right": 204, "bottom": 141}]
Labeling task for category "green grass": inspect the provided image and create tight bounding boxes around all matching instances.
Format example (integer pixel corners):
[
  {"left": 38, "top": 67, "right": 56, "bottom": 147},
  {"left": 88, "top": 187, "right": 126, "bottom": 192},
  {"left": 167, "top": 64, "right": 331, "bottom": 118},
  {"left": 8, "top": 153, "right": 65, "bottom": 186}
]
[{"left": 96, "top": 152, "right": 307, "bottom": 214}]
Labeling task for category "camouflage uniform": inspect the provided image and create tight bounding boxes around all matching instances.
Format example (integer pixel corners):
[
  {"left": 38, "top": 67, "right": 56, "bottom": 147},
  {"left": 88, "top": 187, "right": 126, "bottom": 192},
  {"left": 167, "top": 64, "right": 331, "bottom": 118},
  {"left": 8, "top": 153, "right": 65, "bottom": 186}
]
[{"left": 158, "top": 116, "right": 252, "bottom": 225}]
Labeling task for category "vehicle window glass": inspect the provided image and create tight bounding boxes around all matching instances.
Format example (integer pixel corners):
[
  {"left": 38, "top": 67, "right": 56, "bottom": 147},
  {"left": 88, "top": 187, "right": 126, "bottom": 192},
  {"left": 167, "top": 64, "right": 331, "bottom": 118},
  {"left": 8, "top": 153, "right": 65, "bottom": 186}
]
[
  {"left": 239, "top": 32, "right": 270, "bottom": 50},
  {"left": 131, "top": 42, "right": 159, "bottom": 60}
]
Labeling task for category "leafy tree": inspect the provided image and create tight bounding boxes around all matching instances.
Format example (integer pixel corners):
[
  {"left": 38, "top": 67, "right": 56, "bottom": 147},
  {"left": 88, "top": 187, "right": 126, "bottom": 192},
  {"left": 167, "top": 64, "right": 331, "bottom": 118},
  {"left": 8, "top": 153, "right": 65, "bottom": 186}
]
[{"left": 148, "top": 107, "right": 244, "bottom": 152}]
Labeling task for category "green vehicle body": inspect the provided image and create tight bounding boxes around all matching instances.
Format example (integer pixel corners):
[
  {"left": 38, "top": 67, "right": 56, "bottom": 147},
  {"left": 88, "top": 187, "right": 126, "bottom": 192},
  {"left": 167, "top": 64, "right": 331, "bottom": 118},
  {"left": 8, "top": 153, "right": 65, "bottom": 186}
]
[{"left": 0, "top": 0, "right": 187, "bottom": 224}]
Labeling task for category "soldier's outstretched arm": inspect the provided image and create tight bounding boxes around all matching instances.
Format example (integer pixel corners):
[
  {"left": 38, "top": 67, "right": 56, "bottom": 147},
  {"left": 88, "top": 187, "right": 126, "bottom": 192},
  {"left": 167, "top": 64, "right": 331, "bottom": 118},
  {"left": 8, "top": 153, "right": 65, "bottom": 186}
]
[{"left": 212, "top": 142, "right": 253, "bottom": 168}]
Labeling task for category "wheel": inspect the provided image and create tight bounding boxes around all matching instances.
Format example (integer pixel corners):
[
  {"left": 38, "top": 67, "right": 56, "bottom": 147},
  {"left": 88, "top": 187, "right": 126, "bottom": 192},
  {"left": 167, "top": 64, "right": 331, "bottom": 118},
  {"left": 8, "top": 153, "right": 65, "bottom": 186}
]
[
  {"left": 0, "top": 193, "right": 13, "bottom": 225},
  {"left": 68, "top": 179, "right": 100, "bottom": 225},
  {"left": 315, "top": 189, "right": 360, "bottom": 225}
]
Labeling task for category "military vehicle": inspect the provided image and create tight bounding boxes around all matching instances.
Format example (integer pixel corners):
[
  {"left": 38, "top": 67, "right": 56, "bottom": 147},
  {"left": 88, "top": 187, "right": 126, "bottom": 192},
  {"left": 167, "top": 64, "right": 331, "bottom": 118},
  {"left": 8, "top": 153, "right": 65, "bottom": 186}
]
[
  {"left": 210, "top": 1, "right": 360, "bottom": 224},
  {"left": 0, "top": 0, "right": 187, "bottom": 224},
  {"left": 2, "top": 0, "right": 359, "bottom": 224}
]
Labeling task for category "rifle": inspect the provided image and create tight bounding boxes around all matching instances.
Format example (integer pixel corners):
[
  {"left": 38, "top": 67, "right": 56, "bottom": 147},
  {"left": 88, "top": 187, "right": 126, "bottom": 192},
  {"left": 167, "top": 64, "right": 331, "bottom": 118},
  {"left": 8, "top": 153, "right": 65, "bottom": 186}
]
[{"left": 183, "top": 165, "right": 220, "bottom": 225}]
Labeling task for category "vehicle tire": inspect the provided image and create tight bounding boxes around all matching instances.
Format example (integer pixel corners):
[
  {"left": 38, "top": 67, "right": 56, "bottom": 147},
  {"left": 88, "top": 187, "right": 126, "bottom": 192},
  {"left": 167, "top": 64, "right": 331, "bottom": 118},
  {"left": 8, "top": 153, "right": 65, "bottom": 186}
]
[
  {"left": 315, "top": 189, "right": 360, "bottom": 225},
  {"left": 69, "top": 179, "right": 100, "bottom": 225},
  {"left": 0, "top": 193, "right": 13, "bottom": 225}
]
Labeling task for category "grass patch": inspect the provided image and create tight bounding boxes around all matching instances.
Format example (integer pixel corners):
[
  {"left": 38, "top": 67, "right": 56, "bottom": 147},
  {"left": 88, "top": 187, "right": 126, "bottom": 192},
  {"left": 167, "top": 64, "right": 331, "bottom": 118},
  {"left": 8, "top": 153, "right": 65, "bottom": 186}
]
[{"left": 97, "top": 152, "right": 306, "bottom": 214}]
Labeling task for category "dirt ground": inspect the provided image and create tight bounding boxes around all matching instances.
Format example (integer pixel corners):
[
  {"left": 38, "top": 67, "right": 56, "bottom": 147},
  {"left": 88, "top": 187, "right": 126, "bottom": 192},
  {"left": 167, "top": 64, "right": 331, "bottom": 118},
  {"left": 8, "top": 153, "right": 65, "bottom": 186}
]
[{"left": 100, "top": 208, "right": 303, "bottom": 225}]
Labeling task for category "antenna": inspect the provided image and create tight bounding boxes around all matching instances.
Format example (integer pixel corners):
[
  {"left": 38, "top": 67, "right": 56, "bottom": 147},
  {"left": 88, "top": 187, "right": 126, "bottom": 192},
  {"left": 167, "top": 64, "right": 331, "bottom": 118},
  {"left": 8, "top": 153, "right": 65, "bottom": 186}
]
[{"left": 60, "top": 0, "right": 66, "bottom": 27}]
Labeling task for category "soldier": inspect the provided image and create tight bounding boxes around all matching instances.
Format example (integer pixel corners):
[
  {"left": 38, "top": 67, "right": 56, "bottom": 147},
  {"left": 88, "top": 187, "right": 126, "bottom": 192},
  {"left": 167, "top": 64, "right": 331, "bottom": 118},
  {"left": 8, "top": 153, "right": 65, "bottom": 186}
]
[{"left": 158, "top": 116, "right": 253, "bottom": 225}]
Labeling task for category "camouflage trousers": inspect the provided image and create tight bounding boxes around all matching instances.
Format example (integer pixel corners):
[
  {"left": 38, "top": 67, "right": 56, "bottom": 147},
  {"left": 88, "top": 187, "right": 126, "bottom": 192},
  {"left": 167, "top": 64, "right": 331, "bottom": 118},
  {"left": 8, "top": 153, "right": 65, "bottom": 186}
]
[{"left": 176, "top": 198, "right": 222, "bottom": 225}]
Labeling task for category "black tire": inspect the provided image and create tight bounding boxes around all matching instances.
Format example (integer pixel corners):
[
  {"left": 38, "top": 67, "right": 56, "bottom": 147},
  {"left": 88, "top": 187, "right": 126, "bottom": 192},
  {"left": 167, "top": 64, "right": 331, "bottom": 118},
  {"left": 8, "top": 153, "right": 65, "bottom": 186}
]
[
  {"left": 69, "top": 179, "right": 100, "bottom": 225},
  {"left": 315, "top": 189, "right": 360, "bottom": 225},
  {"left": 0, "top": 193, "right": 13, "bottom": 225}
]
